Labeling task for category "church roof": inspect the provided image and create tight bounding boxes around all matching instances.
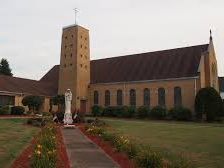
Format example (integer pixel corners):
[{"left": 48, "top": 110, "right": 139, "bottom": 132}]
[
  {"left": 0, "top": 44, "right": 209, "bottom": 96},
  {"left": 0, "top": 74, "right": 57, "bottom": 96},
  {"left": 90, "top": 44, "right": 208, "bottom": 84},
  {"left": 219, "top": 77, "right": 224, "bottom": 92}
]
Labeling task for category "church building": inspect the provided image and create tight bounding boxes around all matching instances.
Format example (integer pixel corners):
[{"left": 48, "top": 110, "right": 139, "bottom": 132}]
[{"left": 0, "top": 24, "right": 221, "bottom": 114}]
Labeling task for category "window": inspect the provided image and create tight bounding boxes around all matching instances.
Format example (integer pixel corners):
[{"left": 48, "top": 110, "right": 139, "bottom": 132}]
[
  {"left": 81, "top": 45, "right": 83, "bottom": 48},
  {"left": 65, "top": 36, "right": 67, "bottom": 39},
  {"left": 64, "top": 64, "right": 66, "bottom": 67},
  {"left": 105, "top": 90, "right": 110, "bottom": 106},
  {"left": 93, "top": 91, "right": 99, "bottom": 105},
  {"left": 174, "top": 87, "right": 182, "bottom": 106},
  {"left": 70, "top": 63, "right": 73, "bottom": 66},
  {"left": 117, "top": 90, "right": 123, "bottom": 106},
  {"left": 81, "top": 54, "right": 83, "bottom": 58},
  {"left": 70, "top": 44, "right": 73, "bottom": 47},
  {"left": 65, "top": 45, "right": 67, "bottom": 49},
  {"left": 80, "top": 64, "right": 82, "bottom": 68},
  {"left": 70, "top": 54, "right": 72, "bottom": 57},
  {"left": 71, "top": 35, "right": 73, "bottom": 38},
  {"left": 0, "top": 95, "right": 15, "bottom": 106},
  {"left": 143, "top": 88, "right": 150, "bottom": 106},
  {"left": 158, "top": 88, "right": 165, "bottom": 106},
  {"left": 130, "top": 89, "right": 136, "bottom": 106},
  {"left": 64, "top": 54, "right": 66, "bottom": 58},
  {"left": 81, "top": 35, "right": 83, "bottom": 39}
]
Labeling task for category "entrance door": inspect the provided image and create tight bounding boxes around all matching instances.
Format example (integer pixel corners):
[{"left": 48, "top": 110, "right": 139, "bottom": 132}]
[{"left": 80, "top": 100, "right": 87, "bottom": 115}]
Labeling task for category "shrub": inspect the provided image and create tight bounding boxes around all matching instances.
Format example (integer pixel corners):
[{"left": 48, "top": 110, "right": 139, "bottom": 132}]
[
  {"left": 195, "top": 87, "right": 224, "bottom": 121},
  {"left": 31, "top": 121, "right": 57, "bottom": 168},
  {"left": 56, "top": 111, "right": 64, "bottom": 123},
  {"left": 42, "top": 111, "right": 52, "bottom": 116},
  {"left": 72, "top": 111, "right": 85, "bottom": 123},
  {"left": 150, "top": 106, "right": 167, "bottom": 119},
  {"left": 120, "top": 106, "right": 135, "bottom": 118},
  {"left": 91, "top": 105, "right": 102, "bottom": 116},
  {"left": 0, "top": 106, "right": 10, "bottom": 115},
  {"left": 135, "top": 146, "right": 162, "bottom": 168},
  {"left": 101, "top": 106, "right": 115, "bottom": 117},
  {"left": 136, "top": 106, "right": 150, "bottom": 119},
  {"left": 168, "top": 106, "right": 192, "bottom": 121},
  {"left": 11, "top": 106, "right": 25, "bottom": 115},
  {"left": 27, "top": 118, "right": 45, "bottom": 127}
]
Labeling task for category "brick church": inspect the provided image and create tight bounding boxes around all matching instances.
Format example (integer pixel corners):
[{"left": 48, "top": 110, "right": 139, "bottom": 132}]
[{"left": 0, "top": 24, "right": 221, "bottom": 114}]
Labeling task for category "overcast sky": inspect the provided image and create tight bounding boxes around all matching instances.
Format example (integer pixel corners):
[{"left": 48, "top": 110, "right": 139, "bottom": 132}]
[{"left": 0, "top": 0, "right": 223, "bottom": 80}]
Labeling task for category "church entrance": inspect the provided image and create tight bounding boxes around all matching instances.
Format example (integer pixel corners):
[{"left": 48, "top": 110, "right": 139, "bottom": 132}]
[{"left": 80, "top": 100, "right": 87, "bottom": 115}]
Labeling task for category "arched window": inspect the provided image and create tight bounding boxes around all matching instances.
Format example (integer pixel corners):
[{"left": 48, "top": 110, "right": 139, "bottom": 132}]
[
  {"left": 158, "top": 88, "right": 165, "bottom": 106},
  {"left": 117, "top": 90, "right": 123, "bottom": 106},
  {"left": 143, "top": 88, "right": 150, "bottom": 106},
  {"left": 105, "top": 90, "right": 110, "bottom": 106},
  {"left": 174, "top": 87, "right": 182, "bottom": 106},
  {"left": 130, "top": 89, "right": 136, "bottom": 106},
  {"left": 93, "top": 91, "right": 98, "bottom": 105}
]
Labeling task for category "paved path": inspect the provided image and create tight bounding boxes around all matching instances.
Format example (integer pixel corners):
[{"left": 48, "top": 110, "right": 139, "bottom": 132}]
[{"left": 61, "top": 127, "right": 120, "bottom": 168}]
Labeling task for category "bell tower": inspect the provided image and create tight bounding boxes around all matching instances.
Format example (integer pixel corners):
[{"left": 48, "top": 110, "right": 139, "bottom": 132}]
[{"left": 58, "top": 24, "right": 90, "bottom": 112}]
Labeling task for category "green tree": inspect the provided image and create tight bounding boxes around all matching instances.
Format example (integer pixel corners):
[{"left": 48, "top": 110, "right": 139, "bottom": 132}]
[
  {"left": 195, "top": 87, "right": 224, "bottom": 121},
  {"left": 22, "top": 95, "right": 44, "bottom": 113},
  {"left": 0, "top": 58, "right": 13, "bottom": 76},
  {"left": 51, "top": 95, "right": 65, "bottom": 111}
]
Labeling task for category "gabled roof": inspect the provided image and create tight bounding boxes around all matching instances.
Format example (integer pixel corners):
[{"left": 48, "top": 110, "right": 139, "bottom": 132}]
[
  {"left": 90, "top": 44, "right": 208, "bottom": 84},
  {"left": 0, "top": 74, "right": 57, "bottom": 96},
  {"left": 0, "top": 44, "right": 209, "bottom": 96},
  {"left": 219, "top": 77, "right": 224, "bottom": 92}
]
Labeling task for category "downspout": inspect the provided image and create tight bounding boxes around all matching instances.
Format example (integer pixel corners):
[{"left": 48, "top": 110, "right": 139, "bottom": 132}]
[
  {"left": 123, "top": 82, "right": 126, "bottom": 105},
  {"left": 194, "top": 78, "right": 197, "bottom": 97}
]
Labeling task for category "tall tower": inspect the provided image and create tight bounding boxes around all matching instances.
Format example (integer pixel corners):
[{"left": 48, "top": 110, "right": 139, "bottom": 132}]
[{"left": 58, "top": 25, "right": 90, "bottom": 112}]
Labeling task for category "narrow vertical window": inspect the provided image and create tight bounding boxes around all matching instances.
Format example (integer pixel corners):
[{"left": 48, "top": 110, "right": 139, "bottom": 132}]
[
  {"left": 93, "top": 91, "right": 98, "bottom": 105},
  {"left": 105, "top": 90, "right": 110, "bottom": 106},
  {"left": 143, "top": 88, "right": 150, "bottom": 106},
  {"left": 174, "top": 87, "right": 182, "bottom": 106},
  {"left": 130, "top": 89, "right": 136, "bottom": 106},
  {"left": 158, "top": 88, "right": 165, "bottom": 107},
  {"left": 117, "top": 90, "right": 123, "bottom": 106}
]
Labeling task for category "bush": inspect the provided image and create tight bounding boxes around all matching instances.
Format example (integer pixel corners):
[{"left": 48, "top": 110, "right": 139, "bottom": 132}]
[
  {"left": 11, "top": 106, "right": 25, "bottom": 115},
  {"left": 0, "top": 106, "right": 10, "bottom": 115},
  {"left": 27, "top": 118, "right": 45, "bottom": 127},
  {"left": 136, "top": 106, "right": 150, "bottom": 119},
  {"left": 168, "top": 106, "right": 192, "bottom": 121},
  {"left": 72, "top": 111, "right": 85, "bottom": 123},
  {"left": 150, "top": 106, "right": 167, "bottom": 119},
  {"left": 42, "top": 111, "right": 52, "bottom": 116},
  {"left": 135, "top": 146, "right": 162, "bottom": 168},
  {"left": 120, "top": 106, "right": 135, "bottom": 118},
  {"left": 56, "top": 111, "right": 64, "bottom": 123},
  {"left": 195, "top": 87, "right": 224, "bottom": 121},
  {"left": 101, "top": 106, "right": 115, "bottom": 117},
  {"left": 91, "top": 105, "right": 102, "bottom": 116}
]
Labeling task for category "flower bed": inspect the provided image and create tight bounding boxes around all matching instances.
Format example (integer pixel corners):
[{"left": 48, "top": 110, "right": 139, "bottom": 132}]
[
  {"left": 10, "top": 122, "right": 70, "bottom": 168},
  {"left": 81, "top": 123, "right": 192, "bottom": 168}
]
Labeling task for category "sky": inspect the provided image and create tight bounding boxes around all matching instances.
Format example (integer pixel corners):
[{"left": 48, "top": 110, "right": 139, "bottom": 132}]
[{"left": 0, "top": 0, "right": 223, "bottom": 80}]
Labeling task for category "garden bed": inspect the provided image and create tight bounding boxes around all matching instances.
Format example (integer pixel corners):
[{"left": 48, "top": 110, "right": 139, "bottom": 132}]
[
  {"left": 9, "top": 124, "right": 70, "bottom": 168},
  {"left": 79, "top": 125, "right": 135, "bottom": 168}
]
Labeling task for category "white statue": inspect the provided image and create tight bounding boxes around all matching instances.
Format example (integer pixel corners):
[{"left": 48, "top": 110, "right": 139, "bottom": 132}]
[{"left": 63, "top": 89, "right": 73, "bottom": 125}]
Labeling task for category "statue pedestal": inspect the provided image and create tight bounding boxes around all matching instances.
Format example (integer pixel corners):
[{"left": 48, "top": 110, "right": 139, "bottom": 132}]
[{"left": 64, "top": 124, "right": 76, "bottom": 129}]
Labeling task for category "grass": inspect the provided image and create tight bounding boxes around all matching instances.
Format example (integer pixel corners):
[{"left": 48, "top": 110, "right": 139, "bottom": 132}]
[
  {"left": 95, "top": 117, "right": 224, "bottom": 168},
  {"left": 0, "top": 118, "right": 38, "bottom": 168}
]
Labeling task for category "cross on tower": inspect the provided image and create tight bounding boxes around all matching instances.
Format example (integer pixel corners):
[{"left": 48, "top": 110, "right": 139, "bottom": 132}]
[{"left": 74, "top": 8, "right": 79, "bottom": 25}]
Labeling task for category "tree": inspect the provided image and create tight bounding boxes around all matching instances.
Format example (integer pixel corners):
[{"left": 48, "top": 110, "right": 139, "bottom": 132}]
[
  {"left": 0, "top": 58, "right": 13, "bottom": 76},
  {"left": 195, "top": 87, "right": 224, "bottom": 121},
  {"left": 22, "top": 95, "right": 44, "bottom": 113},
  {"left": 51, "top": 95, "right": 65, "bottom": 111}
]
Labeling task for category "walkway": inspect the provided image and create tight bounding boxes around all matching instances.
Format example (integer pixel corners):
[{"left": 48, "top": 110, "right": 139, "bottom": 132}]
[{"left": 61, "top": 127, "right": 120, "bottom": 168}]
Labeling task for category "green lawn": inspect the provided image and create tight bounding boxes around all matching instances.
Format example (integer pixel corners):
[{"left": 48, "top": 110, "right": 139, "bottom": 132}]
[
  {"left": 99, "top": 118, "right": 224, "bottom": 168},
  {"left": 0, "top": 118, "right": 38, "bottom": 168}
]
